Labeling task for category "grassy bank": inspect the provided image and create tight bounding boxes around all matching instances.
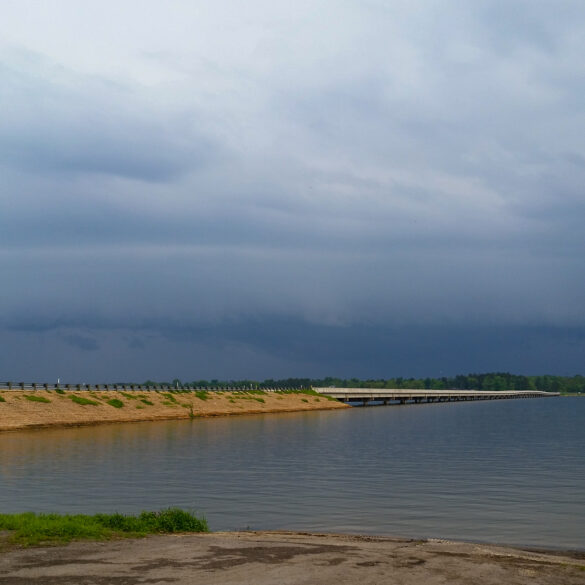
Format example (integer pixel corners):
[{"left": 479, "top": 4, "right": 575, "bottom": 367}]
[{"left": 0, "top": 508, "right": 208, "bottom": 548}]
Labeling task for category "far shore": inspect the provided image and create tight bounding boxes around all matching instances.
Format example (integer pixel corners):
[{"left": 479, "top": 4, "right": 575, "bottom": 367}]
[
  {"left": 0, "top": 389, "right": 349, "bottom": 433},
  {"left": 1, "top": 530, "right": 583, "bottom": 585}
]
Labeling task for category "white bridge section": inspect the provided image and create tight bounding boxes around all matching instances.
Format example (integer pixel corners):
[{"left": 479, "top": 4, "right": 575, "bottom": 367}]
[{"left": 314, "top": 388, "right": 559, "bottom": 405}]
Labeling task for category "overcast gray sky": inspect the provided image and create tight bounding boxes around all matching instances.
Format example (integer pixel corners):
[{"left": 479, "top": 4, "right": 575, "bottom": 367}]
[{"left": 1, "top": 1, "right": 584, "bottom": 382}]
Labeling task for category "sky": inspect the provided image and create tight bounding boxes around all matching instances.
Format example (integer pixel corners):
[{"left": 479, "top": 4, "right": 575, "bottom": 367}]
[{"left": 1, "top": 1, "right": 585, "bottom": 382}]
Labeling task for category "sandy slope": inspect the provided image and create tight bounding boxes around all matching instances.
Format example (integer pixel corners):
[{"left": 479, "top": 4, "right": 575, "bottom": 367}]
[{"left": 0, "top": 390, "right": 348, "bottom": 432}]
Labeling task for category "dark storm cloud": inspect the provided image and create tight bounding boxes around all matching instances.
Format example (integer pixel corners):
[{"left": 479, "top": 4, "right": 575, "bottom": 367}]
[
  {"left": 63, "top": 334, "right": 99, "bottom": 352},
  {"left": 1, "top": 1, "right": 585, "bottom": 380},
  {"left": 2, "top": 319, "right": 585, "bottom": 383}
]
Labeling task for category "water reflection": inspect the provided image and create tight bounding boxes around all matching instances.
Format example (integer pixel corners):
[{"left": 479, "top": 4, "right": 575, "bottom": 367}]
[{"left": 0, "top": 400, "right": 583, "bottom": 549}]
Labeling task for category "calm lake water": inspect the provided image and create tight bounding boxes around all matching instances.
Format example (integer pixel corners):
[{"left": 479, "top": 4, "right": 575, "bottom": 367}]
[{"left": 0, "top": 397, "right": 583, "bottom": 549}]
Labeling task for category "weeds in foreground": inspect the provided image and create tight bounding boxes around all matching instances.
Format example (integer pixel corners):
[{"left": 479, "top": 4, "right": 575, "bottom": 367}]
[
  {"left": 0, "top": 508, "right": 208, "bottom": 547},
  {"left": 55, "top": 389, "right": 65, "bottom": 395},
  {"left": 24, "top": 395, "right": 51, "bottom": 403},
  {"left": 0, "top": 395, "right": 5, "bottom": 403},
  {"left": 195, "top": 391, "right": 209, "bottom": 401}
]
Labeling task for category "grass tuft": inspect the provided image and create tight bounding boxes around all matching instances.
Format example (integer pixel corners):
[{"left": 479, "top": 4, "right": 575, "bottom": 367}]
[
  {"left": 140, "top": 398, "right": 154, "bottom": 406},
  {"left": 106, "top": 399, "right": 124, "bottom": 408},
  {"left": 24, "top": 395, "right": 51, "bottom": 403},
  {"left": 120, "top": 392, "right": 138, "bottom": 400},
  {"left": 0, "top": 508, "right": 208, "bottom": 547},
  {"left": 195, "top": 391, "right": 209, "bottom": 401},
  {"left": 55, "top": 389, "right": 66, "bottom": 395},
  {"left": 69, "top": 395, "right": 99, "bottom": 406},
  {"left": 0, "top": 395, "right": 5, "bottom": 403}
]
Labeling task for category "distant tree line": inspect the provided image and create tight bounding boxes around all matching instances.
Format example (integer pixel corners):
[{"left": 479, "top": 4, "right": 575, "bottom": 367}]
[{"left": 139, "top": 373, "right": 585, "bottom": 393}]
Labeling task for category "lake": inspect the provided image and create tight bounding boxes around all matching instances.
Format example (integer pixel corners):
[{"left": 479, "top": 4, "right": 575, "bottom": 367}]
[{"left": 0, "top": 397, "right": 583, "bottom": 549}]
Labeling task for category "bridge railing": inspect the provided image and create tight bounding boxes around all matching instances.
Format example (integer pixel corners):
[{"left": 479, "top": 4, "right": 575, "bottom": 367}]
[{"left": 313, "top": 387, "right": 559, "bottom": 400}]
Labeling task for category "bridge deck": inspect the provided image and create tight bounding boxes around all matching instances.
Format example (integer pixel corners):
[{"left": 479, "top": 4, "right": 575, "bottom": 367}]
[{"left": 314, "top": 387, "right": 558, "bottom": 405}]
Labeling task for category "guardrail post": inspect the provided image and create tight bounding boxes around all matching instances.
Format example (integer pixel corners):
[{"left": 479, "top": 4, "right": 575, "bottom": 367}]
[
  {"left": 20, "top": 382, "right": 25, "bottom": 390},
  {"left": 7, "top": 381, "right": 11, "bottom": 389},
  {"left": 44, "top": 383, "right": 48, "bottom": 390}
]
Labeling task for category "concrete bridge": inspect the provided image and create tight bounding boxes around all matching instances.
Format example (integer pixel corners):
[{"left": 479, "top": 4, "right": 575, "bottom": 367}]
[{"left": 314, "top": 387, "right": 559, "bottom": 406}]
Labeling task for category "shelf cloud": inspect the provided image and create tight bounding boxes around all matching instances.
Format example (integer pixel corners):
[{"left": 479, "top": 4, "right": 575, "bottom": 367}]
[{"left": 1, "top": 1, "right": 585, "bottom": 381}]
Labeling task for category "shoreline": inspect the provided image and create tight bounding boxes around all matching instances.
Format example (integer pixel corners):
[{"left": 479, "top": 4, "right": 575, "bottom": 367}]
[
  {"left": 1, "top": 530, "right": 583, "bottom": 584},
  {"left": 0, "top": 389, "right": 349, "bottom": 433}
]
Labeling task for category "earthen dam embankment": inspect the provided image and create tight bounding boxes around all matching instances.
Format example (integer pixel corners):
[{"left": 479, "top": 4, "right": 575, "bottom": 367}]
[{"left": 0, "top": 389, "right": 348, "bottom": 432}]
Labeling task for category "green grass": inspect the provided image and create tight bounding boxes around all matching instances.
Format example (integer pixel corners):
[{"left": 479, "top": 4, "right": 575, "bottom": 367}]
[
  {"left": 140, "top": 398, "right": 154, "bottom": 406},
  {"left": 298, "top": 388, "right": 339, "bottom": 401},
  {"left": 301, "top": 398, "right": 309, "bottom": 403},
  {"left": 120, "top": 392, "right": 138, "bottom": 400},
  {"left": 55, "top": 389, "right": 65, "bottom": 395},
  {"left": 0, "top": 508, "right": 208, "bottom": 547},
  {"left": 161, "top": 392, "right": 179, "bottom": 404},
  {"left": 0, "top": 395, "right": 5, "bottom": 403},
  {"left": 24, "top": 395, "right": 51, "bottom": 403},
  {"left": 69, "top": 395, "right": 99, "bottom": 406},
  {"left": 195, "top": 391, "right": 209, "bottom": 401},
  {"left": 106, "top": 399, "right": 124, "bottom": 408}
]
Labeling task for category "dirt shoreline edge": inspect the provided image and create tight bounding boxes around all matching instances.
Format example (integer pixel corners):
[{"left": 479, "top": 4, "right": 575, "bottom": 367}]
[{"left": 1, "top": 530, "right": 583, "bottom": 584}]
